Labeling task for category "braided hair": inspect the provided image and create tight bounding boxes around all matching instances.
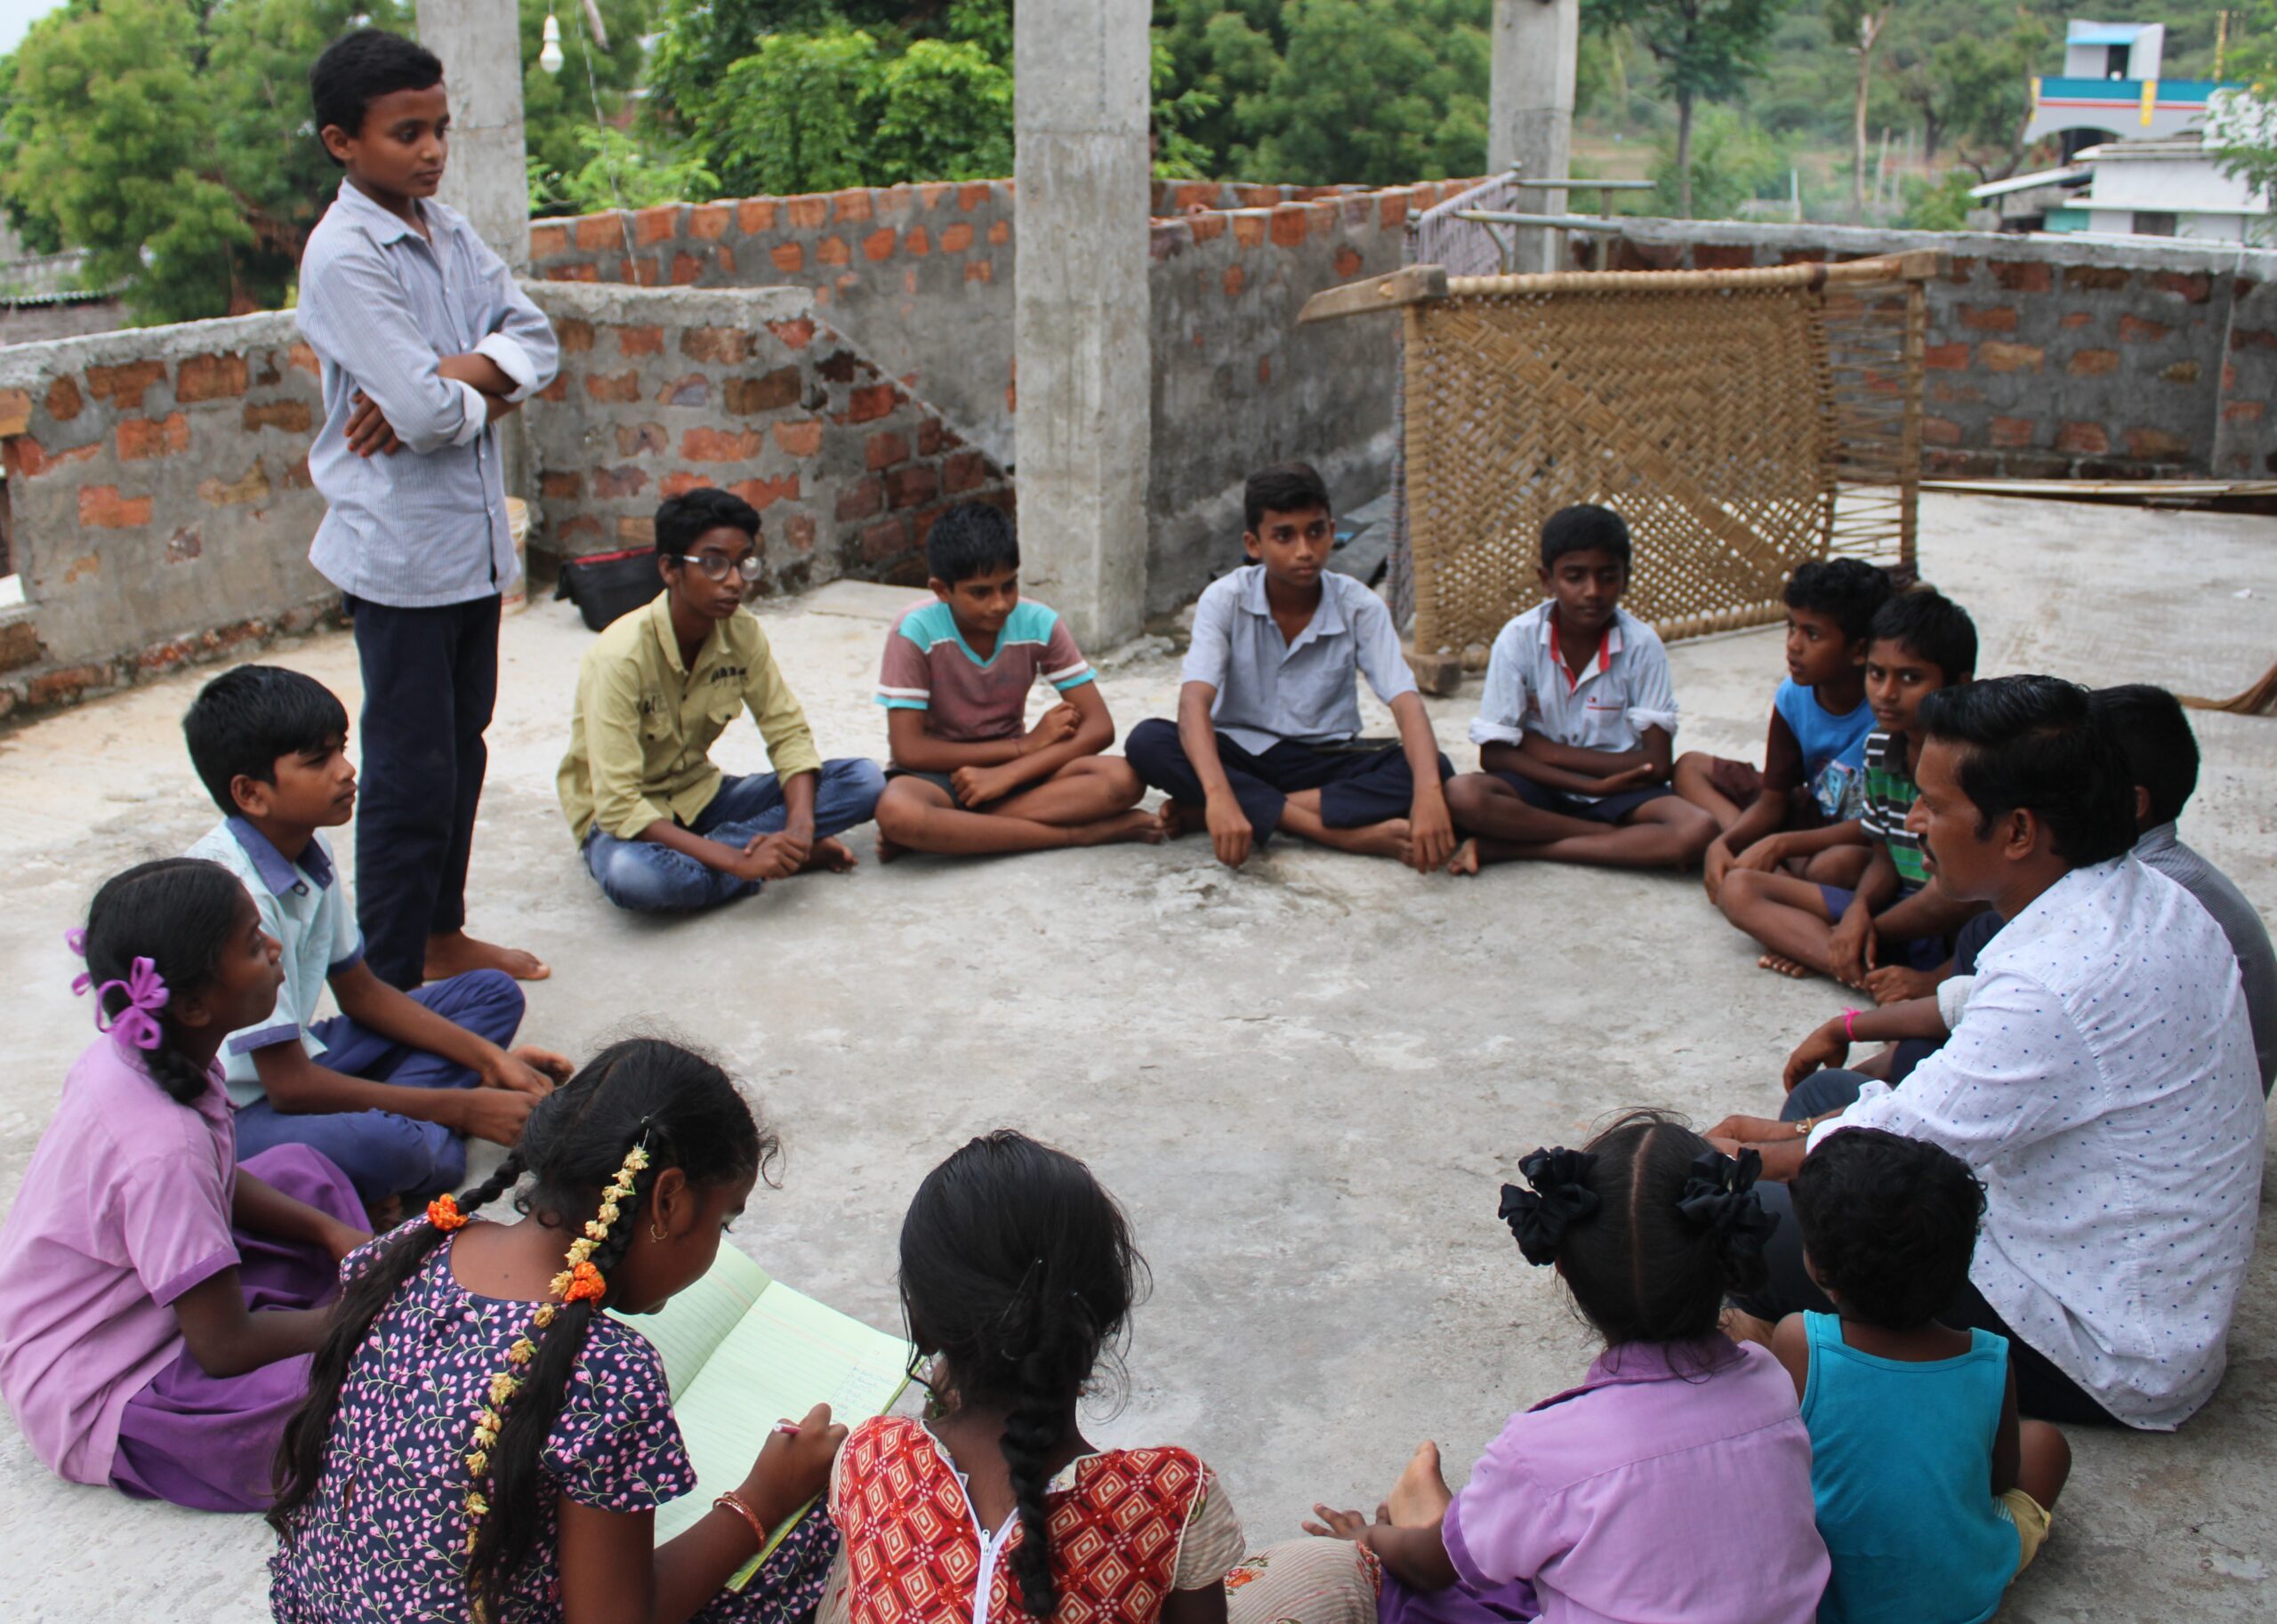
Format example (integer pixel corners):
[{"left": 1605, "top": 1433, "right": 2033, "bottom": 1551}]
[
  {"left": 898, "top": 1131, "right": 1145, "bottom": 1620},
  {"left": 81, "top": 858, "right": 250, "bottom": 1105},
  {"left": 270, "top": 1037, "right": 773, "bottom": 1618}
]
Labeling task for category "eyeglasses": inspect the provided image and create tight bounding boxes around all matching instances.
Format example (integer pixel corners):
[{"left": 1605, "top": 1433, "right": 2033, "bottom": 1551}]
[{"left": 673, "top": 553, "right": 763, "bottom": 583}]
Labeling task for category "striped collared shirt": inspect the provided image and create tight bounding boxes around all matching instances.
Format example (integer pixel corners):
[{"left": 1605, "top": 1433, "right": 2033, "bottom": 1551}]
[{"left": 294, "top": 180, "right": 559, "bottom": 607}]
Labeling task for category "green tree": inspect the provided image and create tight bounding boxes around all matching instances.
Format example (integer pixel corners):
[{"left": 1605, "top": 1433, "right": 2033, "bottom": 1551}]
[
  {"left": 519, "top": 0, "right": 654, "bottom": 204},
  {"left": 2209, "top": 0, "right": 2277, "bottom": 242},
  {"left": 1648, "top": 101, "right": 1786, "bottom": 216},
  {"left": 1827, "top": 0, "right": 1893, "bottom": 221},
  {"left": 1888, "top": 12, "right": 2048, "bottom": 178},
  {"left": 1588, "top": 0, "right": 1791, "bottom": 216}
]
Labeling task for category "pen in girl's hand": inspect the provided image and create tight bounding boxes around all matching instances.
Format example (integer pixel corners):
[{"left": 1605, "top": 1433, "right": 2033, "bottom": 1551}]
[{"left": 772, "top": 1420, "right": 802, "bottom": 1437}]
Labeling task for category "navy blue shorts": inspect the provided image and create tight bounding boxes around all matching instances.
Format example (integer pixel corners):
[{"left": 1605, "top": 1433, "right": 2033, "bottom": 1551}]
[
  {"left": 1817, "top": 884, "right": 1950, "bottom": 972},
  {"left": 1492, "top": 771, "right": 1677, "bottom": 824},
  {"left": 884, "top": 766, "right": 965, "bottom": 804}
]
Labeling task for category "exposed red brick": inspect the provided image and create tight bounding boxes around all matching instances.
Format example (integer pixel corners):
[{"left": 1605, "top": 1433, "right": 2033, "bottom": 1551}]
[
  {"left": 2059, "top": 311, "right": 2094, "bottom": 329},
  {"left": 2122, "top": 426, "right": 2190, "bottom": 458},
  {"left": 717, "top": 246, "right": 737, "bottom": 277},
  {"left": 44, "top": 375, "right": 83, "bottom": 422},
  {"left": 837, "top": 475, "right": 884, "bottom": 522},
  {"left": 616, "top": 516, "right": 656, "bottom": 544},
  {"left": 774, "top": 419, "right": 824, "bottom": 457},
  {"left": 243, "top": 400, "right": 312, "bottom": 434},
  {"left": 725, "top": 368, "right": 802, "bottom": 414},
  {"left": 2119, "top": 313, "right": 2171, "bottom": 344},
  {"left": 2150, "top": 269, "right": 2212, "bottom": 303},
  {"left": 1960, "top": 304, "right": 2017, "bottom": 333},
  {"left": 886, "top": 463, "right": 938, "bottom": 510},
  {"left": 575, "top": 212, "right": 622, "bottom": 251},
  {"left": 1232, "top": 213, "right": 1267, "bottom": 248},
  {"left": 546, "top": 262, "right": 601, "bottom": 283},
  {"left": 958, "top": 182, "right": 993, "bottom": 211},
  {"left": 634, "top": 205, "right": 681, "bottom": 246},
  {"left": 2161, "top": 359, "right": 2201, "bottom": 384},
  {"left": 2223, "top": 398, "right": 2266, "bottom": 423},
  {"left": 1692, "top": 245, "right": 1754, "bottom": 270},
  {"left": 530, "top": 222, "right": 569, "bottom": 258},
  {"left": 740, "top": 200, "right": 777, "bottom": 233},
  {"left": 585, "top": 372, "right": 643, "bottom": 403},
  {"left": 1928, "top": 378, "right": 1986, "bottom": 405},
  {"left": 782, "top": 515, "right": 817, "bottom": 552},
  {"left": 847, "top": 383, "right": 897, "bottom": 423},
  {"left": 988, "top": 219, "right": 1010, "bottom": 245},
  {"left": 943, "top": 449, "right": 989, "bottom": 494},
  {"left": 727, "top": 475, "right": 798, "bottom": 511},
  {"left": 681, "top": 426, "right": 766, "bottom": 462},
  {"left": 658, "top": 374, "right": 711, "bottom": 407},
  {"left": 85, "top": 360, "right": 167, "bottom": 409},
  {"left": 862, "top": 516, "right": 911, "bottom": 561},
  {"left": 688, "top": 204, "right": 732, "bottom": 241},
  {"left": 940, "top": 222, "right": 975, "bottom": 255},
  {"left": 611, "top": 324, "right": 663, "bottom": 358},
  {"left": 1979, "top": 342, "right": 2044, "bottom": 374},
  {"left": 1920, "top": 416, "right": 1963, "bottom": 446},
  {"left": 557, "top": 318, "right": 596, "bottom": 353},
  {"left": 865, "top": 430, "right": 909, "bottom": 470},
  {"left": 2055, "top": 422, "right": 2110, "bottom": 455},
  {"left": 682, "top": 327, "right": 752, "bottom": 364},
  {"left": 6, "top": 436, "right": 97, "bottom": 478},
  {"left": 1186, "top": 213, "right": 1225, "bottom": 245},
  {"left": 2067, "top": 348, "right": 2120, "bottom": 377},
  {"left": 1989, "top": 260, "right": 2052, "bottom": 293},
  {"left": 817, "top": 350, "right": 860, "bottom": 383},
  {"left": 660, "top": 470, "right": 717, "bottom": 498},
  {"left": 920, "top": 182, "right": 953, "bottom": 210},
  {"left": 27, "top": 663, "right": 109, "bottom": 706},
  {"left": 616, "top": 422, "right": 668, "bottom": 456},
  {"left": 591, "top": 464, "right": 649, "bottom": 499},
  {"left": 2063, "top": 264, "right": 2130, "bottom": 293},
  {"left": 540, "top": 471, "right": 583, "bottom": 500},
  {"left": 816, "top": 236, "right": 850, "bottom": 267},
  {"left": 558, "top": 516, "right": 602, "bottom": 544},
  {"left": 1268, "top": 206, "right": 1308, "bottom": 248},
  {"left": 61, "top": 551, "right": 99, "bottom": 583},
  {"left": 79, "top": 484, "right": 153, "bottom": 527},
  {"left": 671, "top": 252, "right": 705, "bottom": 285},
  {"left": 1988, "top": 415, "right": 2036, "bottom": 448},
  {"left": 786, "top": 195, "right": 830, "bottom": 229},
  {"left": 834, "top": 189, "right": 873, "bottom": 224},
  {"left": 865, "top": 228, "right": 897, "bottom": 262},
  {"left": 117, "top": 413, "right": 189, "bottom": 460},
  {"left": 1333, "top": 246, "right": 1364, "bottom": 278},
  {"left": 771, "top": 241, "right": 805, "bottom": 274},
  {"left": 768, "top": 318, "right": 817, "bottom": 351},
  {"left": 965, "top": 260, "right": 994, "bottom": 284},
  {"left": 905, "top": 226, "right": 930, "bottom": 256},
  {"left": 1923, "top": 342, "right": 1970, "bottom": 370}
]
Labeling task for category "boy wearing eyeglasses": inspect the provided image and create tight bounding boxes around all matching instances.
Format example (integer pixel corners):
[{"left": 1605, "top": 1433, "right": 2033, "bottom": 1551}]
[{"left": 556, "top": 488, "right": 884, "bottom": 912}]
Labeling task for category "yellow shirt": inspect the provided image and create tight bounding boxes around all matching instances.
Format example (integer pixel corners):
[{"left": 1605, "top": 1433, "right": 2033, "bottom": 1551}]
[{"left": 558, "top": 592, "right": 825, "bottom": 843}]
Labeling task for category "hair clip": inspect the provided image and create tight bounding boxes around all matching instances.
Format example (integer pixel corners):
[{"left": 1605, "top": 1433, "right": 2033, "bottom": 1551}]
[{"left": 1498, "top": 1146, "right": 1600, "bottom": 1266}]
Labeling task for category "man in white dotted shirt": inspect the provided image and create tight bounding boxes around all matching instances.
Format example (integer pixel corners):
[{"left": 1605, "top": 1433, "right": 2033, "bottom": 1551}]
[{"left": 1711, "top": 675, "right": 2264, "bottom": 1430}]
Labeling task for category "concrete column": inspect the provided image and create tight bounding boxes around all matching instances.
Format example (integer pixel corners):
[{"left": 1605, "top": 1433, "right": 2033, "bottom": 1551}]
[
  {"left": 420, "top": 0, "right": 531, "bottom": 269},
  {"left": 1013, "top": 0, "right": 1151, "bottom": 650},
  {"left": 1489, "top": 0, "right": 1581, "bottom": 273}
]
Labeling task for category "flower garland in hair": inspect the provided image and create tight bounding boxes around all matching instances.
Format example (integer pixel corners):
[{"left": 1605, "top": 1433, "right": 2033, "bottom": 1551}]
[{"left": 455, "top": 1139, "right": 650, "bottom": 1590}]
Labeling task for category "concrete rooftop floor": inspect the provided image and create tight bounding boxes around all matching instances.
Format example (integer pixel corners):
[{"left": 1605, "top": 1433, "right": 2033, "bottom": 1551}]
[{"left": 0, "top": 493, "right": 2272, "bottom": 1620}]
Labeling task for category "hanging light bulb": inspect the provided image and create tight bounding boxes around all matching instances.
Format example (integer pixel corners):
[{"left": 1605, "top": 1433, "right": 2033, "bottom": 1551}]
[{"left": 539, "top": 12, "right": 566, "bottom": 74}]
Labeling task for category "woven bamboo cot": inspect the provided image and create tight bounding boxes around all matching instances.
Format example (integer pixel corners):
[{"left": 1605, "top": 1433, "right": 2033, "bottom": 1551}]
[{"left": 1301, "top": 253, "right": 1938, "bottom": 661}]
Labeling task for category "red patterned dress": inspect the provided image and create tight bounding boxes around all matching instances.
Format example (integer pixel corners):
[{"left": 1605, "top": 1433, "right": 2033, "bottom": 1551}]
[{"left": 822, "top": 1415, "right": 1248, "bottom": 1624}]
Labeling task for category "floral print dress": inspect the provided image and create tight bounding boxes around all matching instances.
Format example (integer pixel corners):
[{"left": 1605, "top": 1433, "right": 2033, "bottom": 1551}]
[{"left": 270, "top": 1228, "right": 837, "bottom": 1624}]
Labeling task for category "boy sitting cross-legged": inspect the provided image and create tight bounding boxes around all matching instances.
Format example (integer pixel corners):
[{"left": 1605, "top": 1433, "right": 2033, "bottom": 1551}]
[
  {"left": 183, "top": 666, "right": 572, "bottom": 1219},
  {"left": 1718, "top": 588, "right": 1981, "bottom": 985},
  {"left": 1123, "top": 462, "right": 1457, "bottom": 872},
  {"left": 557, "top": 487, "right": 885, "bottom": 912},
  {"left": 872, "top": 502, "right": 1159, "bottom": 859},
  {"left": 1678, "top": 558, "right": 1893, "bottom": 904},
  {"left": 1444, "top": 503, "right": 1719, "bottom": 872}
]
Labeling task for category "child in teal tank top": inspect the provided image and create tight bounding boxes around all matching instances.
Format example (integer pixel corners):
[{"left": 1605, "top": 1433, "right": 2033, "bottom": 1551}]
[{"left": 1773, "top": 1127, "right": 2072, "bottom": 1624}]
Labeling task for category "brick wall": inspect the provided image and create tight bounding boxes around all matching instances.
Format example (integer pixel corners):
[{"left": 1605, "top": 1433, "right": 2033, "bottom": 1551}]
[
  {"left": 526, "top": 284, "right": 1011, "bottom": 592},
  {"left": 530, "top": 183, "right": 1018, "bottom": 469},
  {"left": 0, "top": 312, "right": 335, "bottom": 716},
  {"left": 1607, "top": 221, "right": 2277, "bottom": 481}
]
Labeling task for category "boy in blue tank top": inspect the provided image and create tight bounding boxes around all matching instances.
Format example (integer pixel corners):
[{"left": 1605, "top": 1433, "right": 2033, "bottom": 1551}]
[
  {"left": 1677, "top": 558, "right": 1892, "bottom": 906},
  {"left": 1773, "top": 1127, "right": 2071, "bottom": 1624}
]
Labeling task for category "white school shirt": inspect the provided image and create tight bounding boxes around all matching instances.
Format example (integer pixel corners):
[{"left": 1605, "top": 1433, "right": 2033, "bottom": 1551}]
[
  {"left": 1180, "top": 566, "right": 1417, "bottom": 755},
  {"left": 1814, "top": 855, "right": 2264, "bottom": 1430},
  {"left": 184, "top": 818, "right": 365, "bottom": 1109},
  {"left": 1468, "top": 603, "right": 1680, "bottom": 800}
]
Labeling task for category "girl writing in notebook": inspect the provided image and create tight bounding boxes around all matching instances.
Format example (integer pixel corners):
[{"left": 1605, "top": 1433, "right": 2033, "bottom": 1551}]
[
  {"left": 268, "top": 1037, "right": 844, "bottom": 1623},
  {"left": 819, "top": 1130, "right": 1376, "bottom": 1624}
]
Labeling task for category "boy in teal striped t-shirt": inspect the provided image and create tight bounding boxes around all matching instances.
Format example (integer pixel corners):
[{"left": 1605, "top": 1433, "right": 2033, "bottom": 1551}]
[
  {"left": 1718, "top": 590, "right": 1979, "bottom": 992},
  {"left": 871, "top": 503, "right": 1158, "bottom": 859}
]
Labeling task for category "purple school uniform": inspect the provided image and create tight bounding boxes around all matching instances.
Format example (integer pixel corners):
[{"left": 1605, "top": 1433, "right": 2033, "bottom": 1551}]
[
  {"left": 1385, "top": 1337, "right": 1828, "bottom": 1624},
  {"left": 0, "top": 1035, "right": 360, "bottom": 1507}
]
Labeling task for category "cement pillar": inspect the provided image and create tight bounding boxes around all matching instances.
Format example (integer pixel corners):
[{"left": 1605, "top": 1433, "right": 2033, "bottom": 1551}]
[
  {"left": 1013, "top": 0, "right": 1151, "bottom": 650},
  {"left": 420, "top": 0, "right": 531, "bottom": 269},
  {"left": 1489, "top": 0, "right": 1580, "bottom": 273}
]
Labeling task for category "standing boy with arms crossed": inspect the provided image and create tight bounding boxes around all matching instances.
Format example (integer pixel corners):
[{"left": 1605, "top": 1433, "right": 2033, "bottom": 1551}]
[
  {"left": 1124, "top": 463, "right": 1456, "bottom": 872},
  {"left": 296, "top": 30, "right": 559, "bottom": 989}
]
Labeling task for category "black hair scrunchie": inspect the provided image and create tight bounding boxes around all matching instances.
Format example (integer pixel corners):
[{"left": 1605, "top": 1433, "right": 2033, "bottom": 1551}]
[
  {"left": 1498, "top": 1146, "right": 1601, "bottom": 1266},
  {"left": 1675, "top": 1148, "right": 1781, "bottom": 1270}
]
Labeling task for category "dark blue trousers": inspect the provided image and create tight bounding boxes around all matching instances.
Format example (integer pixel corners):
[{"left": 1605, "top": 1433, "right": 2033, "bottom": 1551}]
[
  {"left": 347, "top": 593, "right": 501, "bottom": 990},
  {"left": 1123, "top": 718, "right": 1452, "bottom": 840}
]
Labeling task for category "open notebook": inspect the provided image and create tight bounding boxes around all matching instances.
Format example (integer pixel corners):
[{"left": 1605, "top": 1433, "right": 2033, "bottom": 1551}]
[{"left": 616, "top": 1245, "right": 913, "bottom": 1588}]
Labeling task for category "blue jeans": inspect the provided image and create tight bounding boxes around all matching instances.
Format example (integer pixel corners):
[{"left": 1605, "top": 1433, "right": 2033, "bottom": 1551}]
[
  {"left": 583, "top": 760, "right": 885, "bottom": 913},
  {"left": 231, "top": 969, "right": 526, "bottom": 1204}
]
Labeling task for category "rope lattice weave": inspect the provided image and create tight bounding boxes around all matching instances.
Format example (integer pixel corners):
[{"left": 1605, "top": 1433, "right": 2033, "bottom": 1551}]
[{"left": 1400, "top": 269, "right": 1922, "bottom": 654}]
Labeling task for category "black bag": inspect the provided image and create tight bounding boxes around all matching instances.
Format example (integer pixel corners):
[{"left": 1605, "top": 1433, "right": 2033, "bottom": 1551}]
[{"left": 554, "top": 546, "right": 664, "bottom": 632}]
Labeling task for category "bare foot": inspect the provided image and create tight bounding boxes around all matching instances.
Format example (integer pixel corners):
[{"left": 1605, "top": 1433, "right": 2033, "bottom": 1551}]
[
  {"left": 1444, "top": 837, "right": 1482, "bottom": 877},
  {"left": 1157, "top": 800, "right": 1203, "bottom": 840},
  {"left": 801, "top": 836, "right": 858, "bottom": 874},
  {"left": 1066, "top": 808, "right": 1169, "bottom": 848},
  {"left": 1349, "top": 817, "right": 1411, "bottom": 861},
  {"left": 1386, "top": 1441, "right": 1452, "bottom": 1527},
  {"left": 875, "top": 831, "right": 909, "bottom": 864},
  {"left": 366, "top": 1195, "right": 405, "bottom": 1231},
  {"left": 424, "top": 930, "right": 550, "bottom": 984},
  {"left": 1756, "top": 952, "right": 1813, "bottom": 980}
]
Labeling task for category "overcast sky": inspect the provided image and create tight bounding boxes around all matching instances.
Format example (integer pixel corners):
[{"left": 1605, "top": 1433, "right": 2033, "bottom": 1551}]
[{"left": 0, "top": 0, "right": 60, "bottom": 55}]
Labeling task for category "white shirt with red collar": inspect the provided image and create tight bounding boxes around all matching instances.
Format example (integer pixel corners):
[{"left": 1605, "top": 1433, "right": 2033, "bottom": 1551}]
[{"left": 1468, "top": 602, "right": 1680, "bottom": 800}]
